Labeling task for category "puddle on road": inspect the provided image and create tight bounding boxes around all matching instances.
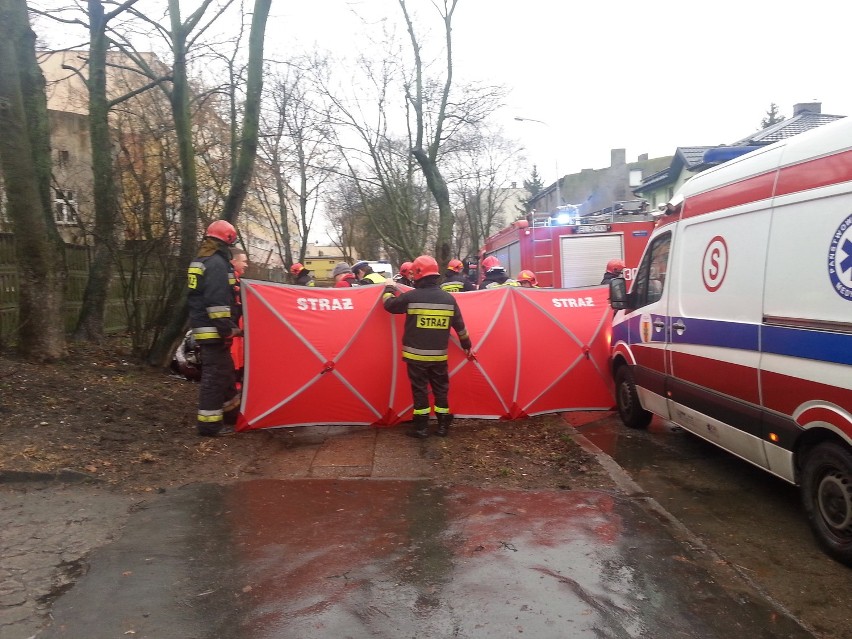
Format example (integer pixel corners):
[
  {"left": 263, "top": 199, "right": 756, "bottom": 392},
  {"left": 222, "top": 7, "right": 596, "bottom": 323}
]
[
  {"left": 576, "top": 415, "right": 681, "bottom": 470},
  {"left": 42, "top": 478, "right": 815, "bottom": 639},
  {"left": 209, "top": 479, "right": 811, "bottom": 639}
]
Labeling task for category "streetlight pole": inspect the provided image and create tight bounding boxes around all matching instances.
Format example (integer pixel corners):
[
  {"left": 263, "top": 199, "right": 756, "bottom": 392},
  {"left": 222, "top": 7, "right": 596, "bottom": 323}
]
[{"left": 514, "top": 116, "right": 561, "bottom": 210}]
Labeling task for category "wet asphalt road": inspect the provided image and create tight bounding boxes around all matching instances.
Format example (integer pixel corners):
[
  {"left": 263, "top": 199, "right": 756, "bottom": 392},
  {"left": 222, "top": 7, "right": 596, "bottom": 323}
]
[
  {"left": 39, "top": 478, "right": 814, "bottom": 639},
  {"left": 577, "top": 415, "right": 852, "bottom": 639}
]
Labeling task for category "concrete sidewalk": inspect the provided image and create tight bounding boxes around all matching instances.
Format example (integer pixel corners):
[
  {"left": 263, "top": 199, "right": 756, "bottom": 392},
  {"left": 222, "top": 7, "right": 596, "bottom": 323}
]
[
  {"left": 251, "top": 411, "right": 615, "bottom": 481},
  {"left": 262, "top": 423, "right": 436, "bottom": 479}
]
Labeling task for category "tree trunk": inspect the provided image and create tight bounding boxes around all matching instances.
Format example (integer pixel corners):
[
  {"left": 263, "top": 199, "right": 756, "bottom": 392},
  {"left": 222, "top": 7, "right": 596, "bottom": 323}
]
[
  {"left": 146, "top": 1, "right": 200, "bottom": 367},
  {"left": 0, "top": 0, "right": 67, "bottom": 360},
  {"left": 411, "top": 147, "right": 453, "bottom": 264},
  {"left": 221, "top": 0, "right": 271, "bottom": 222},
  {"left": 399, "top": 0, "right": 458, "bottom": 269},
  {"left": 73, "top": 0, "right": 119, "bottom": 342}
]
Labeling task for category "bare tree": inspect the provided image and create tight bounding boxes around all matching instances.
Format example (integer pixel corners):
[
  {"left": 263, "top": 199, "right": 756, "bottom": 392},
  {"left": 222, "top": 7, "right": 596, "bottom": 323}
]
[
  {"left": 111, "top": 73, "right": 184, "bottom": 355},
  {"left": 259, "top": 59, "right": 336, "bottom": 269},
  {"left": 0, "top": 0, "right": 67, "bottom": 360},
  {"left": 32, "top": 0, "right": 173, "bottom": 343},
  {"left": 317, "top": 49, "right": 431, "bottom": 261},
  {"left": 448, "top": 126, "right": 526, "bottom": 255},
  {"left": 397, "top": 0, "right": 455, "bottom": 266},
  {"left": 118, "top": 0, "right": 269, "bottom": 365},
  {"left": 397, "top": 0, "right": 505, "bottom": 267},
  {"left": 220, "top": 0, "right": 270, "bottom": 222}
]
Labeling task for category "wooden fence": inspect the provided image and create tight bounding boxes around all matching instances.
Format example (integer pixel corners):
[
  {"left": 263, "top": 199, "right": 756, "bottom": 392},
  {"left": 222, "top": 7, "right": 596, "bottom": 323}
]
[{"left": 0, "top": 234, "right": 287, "bottom": 345}]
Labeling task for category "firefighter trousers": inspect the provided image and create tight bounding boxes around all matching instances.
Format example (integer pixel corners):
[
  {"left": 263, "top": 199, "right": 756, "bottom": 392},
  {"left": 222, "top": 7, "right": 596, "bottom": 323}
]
[
  {"left": 197, "top": 341, "right": 239, "bottom": 434},
  {"left": 405, "top": 359, "right": 450, "bottom": 415}
]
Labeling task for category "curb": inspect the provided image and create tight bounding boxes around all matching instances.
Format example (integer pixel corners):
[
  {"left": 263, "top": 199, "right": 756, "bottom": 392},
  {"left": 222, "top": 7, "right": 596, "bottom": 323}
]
[
  {"left": 0, "top": 468, "right": 101, "bottom": 485},
  {"left": 567, "top": 418, "right": 816, "bottom": 637}
]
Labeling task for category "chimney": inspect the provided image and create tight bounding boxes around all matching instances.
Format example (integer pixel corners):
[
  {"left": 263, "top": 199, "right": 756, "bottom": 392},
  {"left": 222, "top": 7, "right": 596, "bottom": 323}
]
[
  {"left": 793, "top": 102, "right": 822, "bottom": 116},
  {"left": 611, "top": 148, "right": 626, "bottom": 166},
  {"left": 637, "top": 153, "right": 648, "bottom": 161},
  {"left": 510, "top": 181, "right": 517, "bottom": 188}
]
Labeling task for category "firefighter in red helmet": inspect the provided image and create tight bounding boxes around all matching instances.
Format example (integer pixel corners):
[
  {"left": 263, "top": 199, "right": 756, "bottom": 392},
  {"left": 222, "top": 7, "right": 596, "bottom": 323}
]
[
  {"left": 441, "top": 258, "right": 476, "bottom": 293},
  {"left": 517, "top": 270, "right": 539, "bottom": 288},
  {"left": 394, "top": 261, "right": 414, "bottom": 287},
  {"left": 383, "top": 255, "right": 472, "bottom": 438},
  {"left": 601, "top": 258, "right": 625, "bottom": 284},
  {"left": 187, "top": 219, "right": 242, "bottom": 436},
  {"left": 480, "top": 255, "right": 519, "bottom": 289},
  {"left": 290, "top": 262, "right": 315, "bottom": 286}
]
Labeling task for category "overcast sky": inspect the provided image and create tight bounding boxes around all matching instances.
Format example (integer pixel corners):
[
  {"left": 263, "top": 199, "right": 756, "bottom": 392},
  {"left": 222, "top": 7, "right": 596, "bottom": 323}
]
[
  {"left": 34, "top": 0, "right": 852, "bottom": 245},
  {"left": 267, "top": 0, "right": 852, "bottom": 182}
]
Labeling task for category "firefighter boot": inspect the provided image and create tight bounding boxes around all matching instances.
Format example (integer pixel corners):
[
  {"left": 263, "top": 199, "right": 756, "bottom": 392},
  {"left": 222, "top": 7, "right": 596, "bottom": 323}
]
[
  {"left": 406, "top": 414, "right": 430, "bottom": 439},
  {"left": 436, "top": 413, "right": 453, "bottom": 437}
]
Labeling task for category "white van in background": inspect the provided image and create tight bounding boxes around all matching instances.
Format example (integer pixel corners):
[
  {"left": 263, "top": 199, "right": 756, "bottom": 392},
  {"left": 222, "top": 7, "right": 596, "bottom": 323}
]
[
  {"left": 608, "top": 116, "right": 852, "bottom": 565},
  {"left": 366, "top": 260, "right": 393, "bottom": 280}
]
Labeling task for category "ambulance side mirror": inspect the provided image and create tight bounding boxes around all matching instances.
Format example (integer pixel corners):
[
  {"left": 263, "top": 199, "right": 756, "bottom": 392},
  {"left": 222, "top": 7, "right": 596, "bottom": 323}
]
[{"left": 609, "top": 277, "right": 631, "bottom": 310}]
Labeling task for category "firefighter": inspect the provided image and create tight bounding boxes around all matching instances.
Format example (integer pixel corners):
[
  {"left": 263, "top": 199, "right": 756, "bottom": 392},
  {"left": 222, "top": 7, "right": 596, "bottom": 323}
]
[
  {"left": 394, "top": 261, "right": 414, "bottom": 287},
  {"left": 463, "top": 258, "right": 479, "bottom": 290},
  {"left": 332, "top": 262, "right": 359, "bottom": 287},
  {"left": 517, "top": 270, "right": 539, "bottom": 288},
  {"left": 383, "top": 255, "right": 472, "bottom": 438},
  {"left": 352, "top": 260, "right": 386, "bottom": 285},
  {"left": 290, "top": 262, "right": 315, "bottom": 286},
  {"left": 441, "top": 258, "right": 476, "bottom": 293},
  {"left": 601, "top": 258, "right": 625, "bottom": 284},
  {"left": 479, "top": 256, "right": 520, "bottom": 289},
  {"left": 230, "top": 249, "right": 248, "bottom": 383},
  {"left": 187, "top": 220, "right": 242, "bottom": 436}
]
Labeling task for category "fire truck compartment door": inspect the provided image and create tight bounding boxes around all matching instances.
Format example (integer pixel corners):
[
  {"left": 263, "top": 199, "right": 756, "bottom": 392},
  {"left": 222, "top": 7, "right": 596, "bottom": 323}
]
[{"left": 559, "top": 234, "right": 624, "bottom": 287}]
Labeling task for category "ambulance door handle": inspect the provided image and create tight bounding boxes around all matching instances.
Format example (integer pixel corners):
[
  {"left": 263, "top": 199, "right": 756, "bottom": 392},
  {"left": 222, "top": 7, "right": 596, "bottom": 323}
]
[{"left": 672, "top": 320, "right": 686, "bottom": 336}]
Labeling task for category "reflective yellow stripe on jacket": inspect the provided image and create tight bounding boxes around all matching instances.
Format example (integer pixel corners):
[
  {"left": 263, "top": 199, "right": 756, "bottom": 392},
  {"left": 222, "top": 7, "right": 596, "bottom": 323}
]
[
  {"left": 206, "top": 305, "right": 232, "bottom": 319},
  {"left": 192, "top": 326, "right": 221, "bottom": 341}
]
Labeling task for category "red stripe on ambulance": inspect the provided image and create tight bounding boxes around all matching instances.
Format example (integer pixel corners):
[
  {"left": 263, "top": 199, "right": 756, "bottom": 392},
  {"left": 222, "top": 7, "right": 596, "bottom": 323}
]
[
  {"left": 775, "top": 148, "right": 852, "bottom": 196},
  {"left": 681, "top": 171, "right": 775, "bottom": 220},
  {"left": 669, "top": 351, "right": 760, "bottom": 406}
]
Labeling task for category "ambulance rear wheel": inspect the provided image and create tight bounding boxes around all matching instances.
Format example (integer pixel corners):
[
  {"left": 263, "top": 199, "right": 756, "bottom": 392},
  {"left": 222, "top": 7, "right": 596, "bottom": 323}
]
[
  {"left": 615, "top": 366, "right": 652, "bottom": 429},
  {"left": 801, "top": 442, "right": 852, "bottom": 566}
]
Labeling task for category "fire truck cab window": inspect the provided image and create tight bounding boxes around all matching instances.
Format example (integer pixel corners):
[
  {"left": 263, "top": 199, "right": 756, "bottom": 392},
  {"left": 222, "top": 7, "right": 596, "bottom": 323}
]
[{"left": 633, "top": 232, "right": 671, "bottom": 307}]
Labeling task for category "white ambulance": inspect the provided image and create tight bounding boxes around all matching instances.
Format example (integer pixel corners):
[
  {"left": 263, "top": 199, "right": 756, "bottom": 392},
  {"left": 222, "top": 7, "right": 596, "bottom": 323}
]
[{"left": 608, "top": 116, "right": 852, "bottom": 565}]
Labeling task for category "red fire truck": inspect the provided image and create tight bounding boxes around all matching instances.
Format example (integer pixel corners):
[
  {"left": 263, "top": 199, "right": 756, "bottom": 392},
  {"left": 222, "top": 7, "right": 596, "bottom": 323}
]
[{"left": 480, "top": 201, "right": 657, "bottom": 288}]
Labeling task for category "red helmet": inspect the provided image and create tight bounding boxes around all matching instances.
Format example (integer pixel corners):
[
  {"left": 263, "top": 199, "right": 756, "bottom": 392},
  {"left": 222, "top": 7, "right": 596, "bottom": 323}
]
[
  {"left": 399, "top": 261, "right": 414, "bottom": 278},
  {"left": 481, "top": 255, "right": 501, "bottom": 272},
  {"left": 205, "top": 220, "right": 238, "bottom": 245},
  {"left": 447, "top": 258, "right": 464, "bottom": 272},
  {"left": 606, "top": 258, "right": 625, "bottom": 274},
  {"left": 290, "top": 263, "right": 305, "bottom": 275},
  {"left": 412, "top": 255, "right": 439, "bottom": 280},
  {"left": 518, "top": 270, "right": 538, "bottom": 286}
]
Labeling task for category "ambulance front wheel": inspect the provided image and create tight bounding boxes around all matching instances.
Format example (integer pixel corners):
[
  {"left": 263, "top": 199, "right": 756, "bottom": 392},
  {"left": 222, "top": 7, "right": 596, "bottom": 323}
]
[
  {"left": 614, "top": 366, "right": 652, "bottom": 429},
  {"left": 801, "top": 441, "right": 852, "bottom": 566}
]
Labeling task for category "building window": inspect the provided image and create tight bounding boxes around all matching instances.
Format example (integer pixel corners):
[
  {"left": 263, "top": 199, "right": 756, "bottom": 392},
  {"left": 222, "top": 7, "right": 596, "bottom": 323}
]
[
  {"left": 57, "top": 149, "right": 70, "bottom": 168},
  {"left": 629, "top": 169, "right": 643, "bottom": 187},
  {"left": 54, "top": 189, "right": 77, "bottom": 225}
]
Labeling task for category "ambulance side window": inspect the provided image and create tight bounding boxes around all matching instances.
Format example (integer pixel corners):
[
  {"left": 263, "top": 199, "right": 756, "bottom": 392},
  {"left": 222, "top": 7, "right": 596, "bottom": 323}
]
[{"left": 632, "top": 232, "right": 671, "bottom": 308}]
